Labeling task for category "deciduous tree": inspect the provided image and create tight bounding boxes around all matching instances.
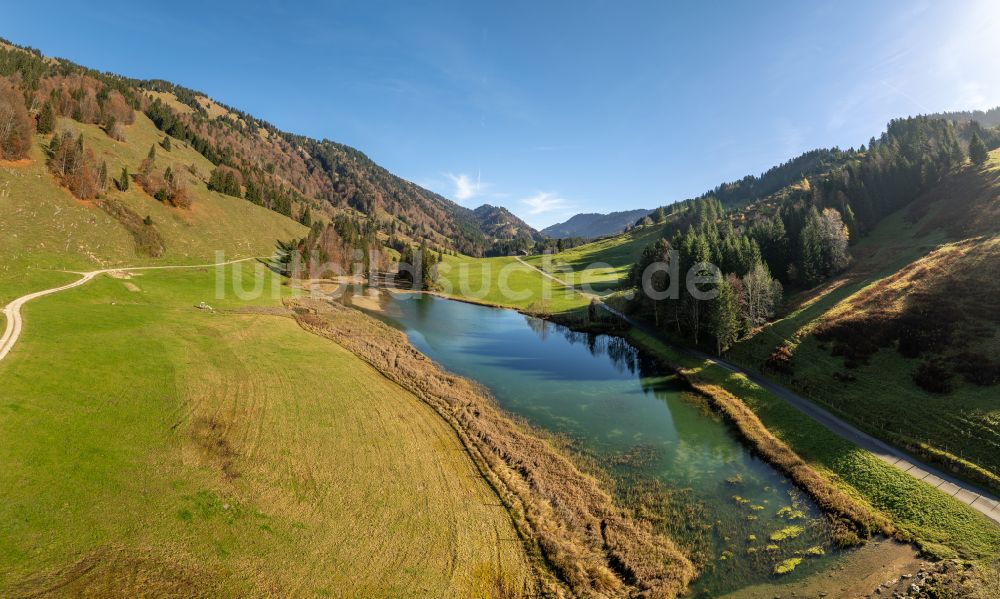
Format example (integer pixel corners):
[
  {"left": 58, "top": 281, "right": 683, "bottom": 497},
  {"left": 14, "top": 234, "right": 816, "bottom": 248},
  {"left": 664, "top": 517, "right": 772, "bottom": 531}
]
[{"left": 0, "top": 78, "right": 33, "bottom": 160}]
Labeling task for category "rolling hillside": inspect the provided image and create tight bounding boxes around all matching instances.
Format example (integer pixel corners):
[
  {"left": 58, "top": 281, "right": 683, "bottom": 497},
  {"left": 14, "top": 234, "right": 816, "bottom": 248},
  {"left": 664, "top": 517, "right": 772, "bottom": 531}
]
[{"left": 0, "top": 113, "right": 306, "bottom": 304}]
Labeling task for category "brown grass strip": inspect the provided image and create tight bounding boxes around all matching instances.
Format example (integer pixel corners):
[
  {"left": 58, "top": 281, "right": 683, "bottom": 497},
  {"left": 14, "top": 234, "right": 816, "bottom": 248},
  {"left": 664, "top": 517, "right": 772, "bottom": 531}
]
[{"left": 288, "top": 298, "right": 696, "bottom": 599}]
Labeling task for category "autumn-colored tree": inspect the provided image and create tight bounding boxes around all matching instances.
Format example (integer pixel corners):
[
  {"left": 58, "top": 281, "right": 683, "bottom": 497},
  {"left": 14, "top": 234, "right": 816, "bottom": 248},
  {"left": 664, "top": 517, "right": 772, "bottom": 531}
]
[
  {"left": 167, "top": 168, "right": 190, "bottom": 208},
  {"left": 0, "top": 78, "right": 34, "bottom": 160},
  {"left": 46, "top": 130, "right": 100, "bottom": 199},
  {"left": 101, "top": 90, "right": 133, "bottom": 125},
  {"left": 136, "top": 144, "right": 157, "bottom": 188},
  {"left": 66, "top": 148, "right": 100, "bottom": 199}
]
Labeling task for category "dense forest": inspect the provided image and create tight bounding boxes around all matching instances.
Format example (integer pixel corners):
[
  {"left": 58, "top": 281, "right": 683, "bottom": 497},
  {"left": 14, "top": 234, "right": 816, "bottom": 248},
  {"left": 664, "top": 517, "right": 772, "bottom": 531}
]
[{"left": 626, "top": 115, "right": 1000, "bottom": 355}]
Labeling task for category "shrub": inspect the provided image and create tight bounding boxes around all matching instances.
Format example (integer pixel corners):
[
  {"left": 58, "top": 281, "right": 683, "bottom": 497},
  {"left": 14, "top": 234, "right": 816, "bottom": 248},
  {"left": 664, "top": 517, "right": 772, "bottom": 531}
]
[
  {"left": 912, "top": 361, "right": 953, "bottom": 394},
  {"left": 764, "top": 345, "right": 794, "bottom": 375},
  {"left": 953, "top": 352, "right": 1000, "bottom": 387}
]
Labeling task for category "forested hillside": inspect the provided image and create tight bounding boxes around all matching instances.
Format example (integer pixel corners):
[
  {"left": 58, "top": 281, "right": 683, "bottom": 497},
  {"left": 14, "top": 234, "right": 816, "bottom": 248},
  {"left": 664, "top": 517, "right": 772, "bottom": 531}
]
[
  {"left": 0, "top": 38, "right": 529, "bottom": 258},
  {"left": 472, "top": 204, "right": 543, "bottom": 255},
  {"left": 624, "top": 114, "right": 999, "bottom": 354}
]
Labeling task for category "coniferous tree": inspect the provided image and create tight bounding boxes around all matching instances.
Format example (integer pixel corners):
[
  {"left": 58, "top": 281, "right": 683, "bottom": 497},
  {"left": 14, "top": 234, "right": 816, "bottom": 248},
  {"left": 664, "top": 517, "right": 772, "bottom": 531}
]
[
  {"left": 710, "top": 275, "right": 739, "bottom": 355},
  {"left": 970, "top": 132, "right": 989, "bottom": 165},
  {"left": 160, "top": 135, "right": 172, "bottom": 151},
  {"left": 119, "top": 166, "right": 129, "bottom": 191},
  {"left": 37, "top": 101, "right": 55, "bottom": 134},
  {"left": 799, "top": 209, "right": 825, "bottom": 286},
  {"left": 98, "top": 160, "right": 108, "bottom": 192}
]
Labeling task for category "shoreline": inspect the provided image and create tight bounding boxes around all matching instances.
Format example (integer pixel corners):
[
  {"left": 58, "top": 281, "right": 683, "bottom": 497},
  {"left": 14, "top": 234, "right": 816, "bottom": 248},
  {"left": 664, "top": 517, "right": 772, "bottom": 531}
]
[
  {"left": 359, "top": 285, "right": 891, "bottom": 543},
  {"left": 288, "top": 297, "right": 697, "bottom": 598}
]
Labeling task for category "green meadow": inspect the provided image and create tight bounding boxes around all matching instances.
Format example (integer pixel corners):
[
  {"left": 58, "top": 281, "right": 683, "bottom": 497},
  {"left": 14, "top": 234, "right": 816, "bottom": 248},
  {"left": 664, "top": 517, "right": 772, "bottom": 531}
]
[{"left": 0, "top": 264, "right": 530, "bottom": 596}]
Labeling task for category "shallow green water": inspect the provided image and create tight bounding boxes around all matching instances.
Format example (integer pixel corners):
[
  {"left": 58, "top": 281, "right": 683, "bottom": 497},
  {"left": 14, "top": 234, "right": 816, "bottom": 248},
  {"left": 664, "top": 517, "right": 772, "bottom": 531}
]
[{"left": 361, "top": 292, "right": 845, "bottom": 595}]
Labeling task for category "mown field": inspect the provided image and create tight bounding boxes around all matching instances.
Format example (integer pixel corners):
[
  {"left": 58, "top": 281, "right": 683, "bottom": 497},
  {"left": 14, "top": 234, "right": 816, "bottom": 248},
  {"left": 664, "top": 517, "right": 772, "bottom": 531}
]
[
  {"left": 0, "top": 114, "right": 306, "bottom": 305},
  {"left": 0, "top": 265, "right": 531, "bottom": 597}
]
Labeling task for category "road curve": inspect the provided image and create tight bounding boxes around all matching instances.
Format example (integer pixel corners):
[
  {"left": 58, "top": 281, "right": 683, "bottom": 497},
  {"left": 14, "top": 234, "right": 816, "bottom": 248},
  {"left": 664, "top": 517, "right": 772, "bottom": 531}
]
[
  {"left": 515, "top": 255, "right": 1000, "bottom": 526},
  {"left": 0, "top": 257, "right": 259, "bottom": 364}
]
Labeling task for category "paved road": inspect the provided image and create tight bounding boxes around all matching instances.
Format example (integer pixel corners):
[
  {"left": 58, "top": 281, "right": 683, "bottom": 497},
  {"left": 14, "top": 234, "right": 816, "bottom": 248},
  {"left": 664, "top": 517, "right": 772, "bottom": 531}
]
[
  {"left": 0, "top": 257, "right": 259, "bottom": 364},
  {"left": 516, "top": 256, "right": 1000, "bottom": 526}
]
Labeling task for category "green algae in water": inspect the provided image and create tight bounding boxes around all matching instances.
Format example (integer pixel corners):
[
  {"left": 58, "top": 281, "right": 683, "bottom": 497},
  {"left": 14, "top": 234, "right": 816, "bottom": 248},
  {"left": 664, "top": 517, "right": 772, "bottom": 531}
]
[
  {"left": 770, "top": 525, "right": 806, "bottom": 542},
  {"left": 775, "top": 557, "right": 803, "bottom": 575},
  {"left": 777, "top": 505, "right": 807, "bottom": 520}
]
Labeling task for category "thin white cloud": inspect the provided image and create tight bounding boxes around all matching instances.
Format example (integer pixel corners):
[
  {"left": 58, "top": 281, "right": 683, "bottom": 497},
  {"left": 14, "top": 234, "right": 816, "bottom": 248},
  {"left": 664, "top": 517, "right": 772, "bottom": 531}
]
[
  {"left": 521, "top": 191, "right": 571, "bottom": 215},
  {"left": 445, "top": 171, "right": 487, "bottom": 202}
]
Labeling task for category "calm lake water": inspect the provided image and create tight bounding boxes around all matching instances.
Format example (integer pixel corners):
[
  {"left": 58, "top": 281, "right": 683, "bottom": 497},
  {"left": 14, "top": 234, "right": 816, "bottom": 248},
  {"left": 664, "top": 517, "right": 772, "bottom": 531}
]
[{"left": 353, "top": 291, "right": 844, "bottom": 595}]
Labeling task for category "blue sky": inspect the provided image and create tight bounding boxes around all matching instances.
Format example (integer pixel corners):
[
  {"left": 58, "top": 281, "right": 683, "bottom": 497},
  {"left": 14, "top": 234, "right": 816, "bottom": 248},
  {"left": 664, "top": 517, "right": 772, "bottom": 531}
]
[{"left": 5, "top": 1, "right": 999, "bottom": 227}]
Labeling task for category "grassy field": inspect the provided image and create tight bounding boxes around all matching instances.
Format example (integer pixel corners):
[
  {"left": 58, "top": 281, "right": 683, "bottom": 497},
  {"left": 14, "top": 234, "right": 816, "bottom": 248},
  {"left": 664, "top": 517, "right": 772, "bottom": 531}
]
[
  {"left": 435, "top": 253, "right": 590, "bottom": 315},
  {"left": 431, "top": 224, "right": 662, "bottom": 316},
  {"left": 630, "top": 331, "right": 1000, "bottom": 563},
  {"left": 727, "top": 154, "right": 1000, "bottom": 494},
  {"left": 0, "top": 114, "right": 306, "bottom": 304},
  {"left": 0, "top": 265, "right": 531, "bottom": 597},
  {"left": 523, "top": 223, "right": 664, "bottom": 292}
]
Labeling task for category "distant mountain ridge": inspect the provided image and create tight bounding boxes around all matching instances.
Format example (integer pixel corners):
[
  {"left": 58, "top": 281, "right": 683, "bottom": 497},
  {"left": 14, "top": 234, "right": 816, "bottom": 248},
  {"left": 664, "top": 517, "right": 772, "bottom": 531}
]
[{"left": 542, "top": 209, "right": 652, "bottom": 239}]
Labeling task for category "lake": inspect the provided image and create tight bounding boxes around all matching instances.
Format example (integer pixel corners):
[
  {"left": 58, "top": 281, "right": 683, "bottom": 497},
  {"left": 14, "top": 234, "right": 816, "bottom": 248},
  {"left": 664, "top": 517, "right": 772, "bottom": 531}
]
[{"left": 353, "top": 290, "right": 844, "bottom": 595}]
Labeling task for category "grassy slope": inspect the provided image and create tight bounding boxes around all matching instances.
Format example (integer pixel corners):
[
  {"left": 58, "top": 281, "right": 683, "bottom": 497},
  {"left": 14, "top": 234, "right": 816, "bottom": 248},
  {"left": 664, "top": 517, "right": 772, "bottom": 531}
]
[
  {"left": 0, "top": 265, "right": 530, "bottom": 597},
  {"left": 524, "top": 223, "right": 664, "bottom": 292},
  {"left": 0, "top": 114, "right": 306, "bottom": 304},
  {"left": 728, "top": 153, "right": 1000, "bottom": 491}
]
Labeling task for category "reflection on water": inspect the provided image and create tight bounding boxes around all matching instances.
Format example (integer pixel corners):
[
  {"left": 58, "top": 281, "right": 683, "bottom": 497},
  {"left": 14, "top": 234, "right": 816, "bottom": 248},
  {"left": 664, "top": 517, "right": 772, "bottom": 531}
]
[{"left": 354, "top": 291, "right": 847, "bottom": 595}]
